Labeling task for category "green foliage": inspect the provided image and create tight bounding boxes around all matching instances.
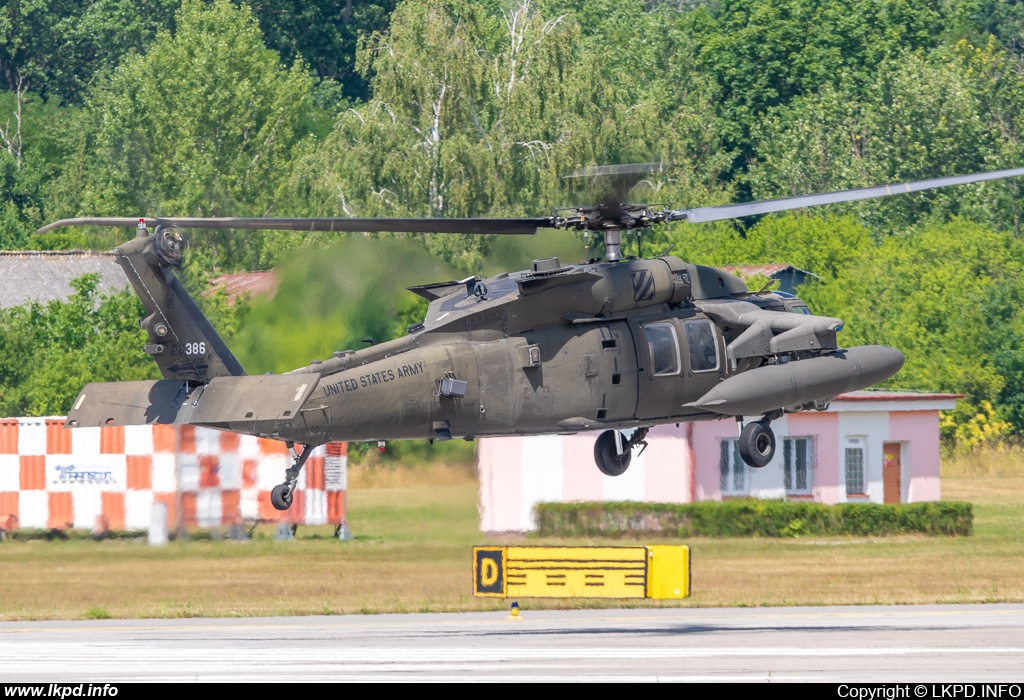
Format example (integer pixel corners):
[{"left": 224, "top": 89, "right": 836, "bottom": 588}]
[
  {"left": 803, "top": 220, "right": 1024, "bottom": 408},
  {"left": 693, "top": 0, "right": 944, "bottom": 157},
  {"left": 289, "top": 0, "right": 731, "bottom": 270},
  {"left": 2, "top": 528, "right": 147, "bottom": 541},
  {"left": 0, "top": 275, "right": 157, "bottom": 416},
  {"left": 534, "top": 499, "right": 974, "bottom": 538},
  {"left": 0, "top": 0, "right": 178, "bottom": 102},
  {"left": 347, "top": 436, "right": 476, "bottom": 466},
  {"left": 747, "top": 41, "right": 1024, "bottom": 233},
  {"left": 0, "top": 0, "right": 398, "bottom": 106},
  {"left": 0, "top": 88, "right": 86, "bottom": 247},
  {"left": 231, "top": 237, "right": 452, "bottom": 373},
  {"left": 243, "top": 0, "right": 398, "bottom": 103},
  {"left": 940, "top": 399, "right": 1013, "bottom": 449},
  {"left": 55, "top": 0, "right": 317, "bottom": 269}
]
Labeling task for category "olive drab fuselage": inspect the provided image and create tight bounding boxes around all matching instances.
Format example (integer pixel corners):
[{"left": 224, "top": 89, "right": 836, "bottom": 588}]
[{"left": 244, "top": 256, "right": 790, "bottom": 444}]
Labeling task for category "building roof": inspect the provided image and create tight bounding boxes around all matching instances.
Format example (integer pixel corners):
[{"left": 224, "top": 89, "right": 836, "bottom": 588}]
[
  {"left": 834, "top": 390, "right": 964, "bottom": 402},
  {"left": 206, "top": 271, "right": 278, "bottom": 305},
  {"left": 0, "top": 250, "right": 283, "bottom": 310},
  {"left": 830, "top": 390, "right": 962, "bottom": 412},
  {"left": 0, "top": 251, "right": 128, "bottom": 309}
]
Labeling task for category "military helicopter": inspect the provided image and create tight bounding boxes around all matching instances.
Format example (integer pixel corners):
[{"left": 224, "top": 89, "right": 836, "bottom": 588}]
[{"left": 38, "top": 165, "right": 1024, "bottom": 511}]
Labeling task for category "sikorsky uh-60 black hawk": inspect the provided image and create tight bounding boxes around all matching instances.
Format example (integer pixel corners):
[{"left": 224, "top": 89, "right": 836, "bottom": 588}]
[{"left": 39, "top": 165, "right": 1024, "bottom": 511}]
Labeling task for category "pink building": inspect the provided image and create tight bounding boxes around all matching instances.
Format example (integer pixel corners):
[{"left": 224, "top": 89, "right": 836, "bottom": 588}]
[{"left": 478, "top": 391, "right": 958, "bottom": 532}]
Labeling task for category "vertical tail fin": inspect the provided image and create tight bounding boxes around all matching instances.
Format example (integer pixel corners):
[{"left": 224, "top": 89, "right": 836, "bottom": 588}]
[{"left": 116, "top": 221, "right": 245, "bottom": 382}]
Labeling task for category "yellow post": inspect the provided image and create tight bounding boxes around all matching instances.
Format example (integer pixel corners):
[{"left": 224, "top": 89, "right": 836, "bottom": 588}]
[{"left": 645, "top": 545, "right": 691, "bottom": 599}]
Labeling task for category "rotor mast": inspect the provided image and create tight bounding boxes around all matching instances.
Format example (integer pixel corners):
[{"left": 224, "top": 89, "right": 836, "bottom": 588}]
[{"left": 603, "top": 229, "right": 623, "bottom": 261}]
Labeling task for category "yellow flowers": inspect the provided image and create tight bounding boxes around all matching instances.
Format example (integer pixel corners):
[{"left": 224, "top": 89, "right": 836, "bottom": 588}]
[{"left": 941, "top": 400, "right": 1012, "bottom": 451}]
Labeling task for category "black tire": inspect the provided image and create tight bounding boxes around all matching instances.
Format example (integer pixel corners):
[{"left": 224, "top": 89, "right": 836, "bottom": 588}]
[
  {"left": 594, "top": 430, "right": 632, "bottom": 477},
  {"left": 738, "top": 421, "right": 776, "bottom": 468},
  {"left": 270, "top": 484, "right": 293, "bottom": 511}
]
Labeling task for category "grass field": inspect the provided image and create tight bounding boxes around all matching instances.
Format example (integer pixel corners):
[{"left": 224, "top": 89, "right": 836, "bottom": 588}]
[{"left": 0, "top": 467, "right": 1022, "bottom": 621}]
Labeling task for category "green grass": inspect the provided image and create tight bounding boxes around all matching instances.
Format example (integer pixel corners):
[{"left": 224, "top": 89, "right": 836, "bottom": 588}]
[{"left": 0, "top": 475, "right": 1021, "bottom": 620}]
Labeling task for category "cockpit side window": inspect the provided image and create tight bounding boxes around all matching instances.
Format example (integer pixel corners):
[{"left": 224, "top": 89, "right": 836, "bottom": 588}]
[
  {"left": 684, "top": 319, "right": 720, "bottom": 372},
  {"left": 643, "top": 322, "right": 680, "bottom": 376},
  {"left": 793, "top": 304, "right": 811, "bottom": 315}
]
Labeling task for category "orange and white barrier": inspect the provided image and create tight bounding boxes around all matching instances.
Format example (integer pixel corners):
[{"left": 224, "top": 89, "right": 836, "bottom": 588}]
[{"left": 0, "top": 418, "right": 346, "bottom": 531}]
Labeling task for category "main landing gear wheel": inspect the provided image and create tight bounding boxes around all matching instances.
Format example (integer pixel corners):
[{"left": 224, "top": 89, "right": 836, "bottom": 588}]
[
  {"left": 739, "top": 421, "right": 776, "bottom": 468},
  {"left": 594, "top": 427, "right": 651, "bottom": 477},
  {"left": 271, "top": 484, "right": 293, "bottom": 511},
  {"left": 594, "top": 430, "right": 631, "bottom": 476}
]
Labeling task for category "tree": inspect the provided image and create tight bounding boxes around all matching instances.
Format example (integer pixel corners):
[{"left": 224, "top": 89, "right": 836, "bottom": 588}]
[
  {"left": 55, "top": 0, "right": 316, "bottom": 269},
  {"left": 285, "top": 0, "right": 731, "bottom": 271},
  {"left": 0, "top": 275, "right": 157, "bottom": 416},
  {"left": 746, "top": 42, "right": 1024, "bottom": 235},
  {"left": 801, "top": 219, "right": 1024, "bottom": 435},
  {"left": 692, "top": 0, "right": 944, "bottom": 164},
  {"left": 0, "top": 0, "right": 178, "bottom": 103},
  {"left": 244, "top": 0, "right": 398, "bottom": 103}
]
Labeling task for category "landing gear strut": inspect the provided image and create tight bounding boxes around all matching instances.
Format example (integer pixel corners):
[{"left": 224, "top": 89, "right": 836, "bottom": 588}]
[
  {"left": 594, "top": 428, "right": 649, "bottom": 477},
  {"left": 737, "top": 411, "right": 781, "bottom": 468},
  {"left": 271, "top": 442, "right": 315, "bottom": 511}
]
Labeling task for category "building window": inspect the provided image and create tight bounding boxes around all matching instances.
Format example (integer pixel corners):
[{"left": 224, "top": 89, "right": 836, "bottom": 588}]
[
  {"left": 720, "top": 439, "right": 747, "bottom": 496},
  {"left": 845, "top": 437, "right": 866, "bottom": 496},
  {"left": 644, "top": 322, "right": 680, "bottom": 376},
  {"left": 783, "top": 437, "right": 813, "bottom": 495},
  {"left": 684, "top": 320, "right": 720, "bottom": 372}
]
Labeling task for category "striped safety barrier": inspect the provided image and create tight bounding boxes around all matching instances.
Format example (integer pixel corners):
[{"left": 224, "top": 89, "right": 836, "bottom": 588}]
[{"left": 0, "top": 418, "right": 347, "bottom": 531}]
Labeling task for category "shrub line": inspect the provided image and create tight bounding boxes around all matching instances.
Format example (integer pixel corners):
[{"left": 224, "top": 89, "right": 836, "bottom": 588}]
[{"left": 534, "top": 500, "right": 973, "bottom": 538}]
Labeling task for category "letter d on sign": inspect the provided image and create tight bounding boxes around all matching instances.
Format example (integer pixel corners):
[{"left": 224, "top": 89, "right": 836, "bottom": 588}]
[
  {"left": 473, "top": 547, "right": 506, "bottom": 597},
  {"left": 481, "top": 558, "right": 499, "bottom": 586}
]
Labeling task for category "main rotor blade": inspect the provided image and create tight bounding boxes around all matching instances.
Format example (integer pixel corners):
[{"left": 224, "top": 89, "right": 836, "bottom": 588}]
[
  {"left": 36, "top": 216, "right": 554, "bottom": 235},
  {"left": 563, "top": 162, "right": 666, "bottom": 179},
  {"left": 680, "top": 167, "right": 1024, "bottom": 223}
]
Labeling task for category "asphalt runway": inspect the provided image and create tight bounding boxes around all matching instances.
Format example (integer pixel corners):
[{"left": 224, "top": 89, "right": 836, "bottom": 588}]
[{"left": 1, "top": 604, "right": 1022, "bottom": 682}]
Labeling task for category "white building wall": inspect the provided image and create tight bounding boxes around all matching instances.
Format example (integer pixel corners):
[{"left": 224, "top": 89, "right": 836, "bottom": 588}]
[{"left": 836, "top": 411, "right": 889, "bottom": 503}]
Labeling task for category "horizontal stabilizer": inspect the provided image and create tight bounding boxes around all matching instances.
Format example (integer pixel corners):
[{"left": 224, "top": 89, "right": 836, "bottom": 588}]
[
  {"left": 66, "top": 380, "right": 192, "bottom": 427},
  {"left": 189, "top": 374, "right": 319, "bottom": 425},
  {"left": 66, "top": 375, "right": 320, "bottom": 428}
]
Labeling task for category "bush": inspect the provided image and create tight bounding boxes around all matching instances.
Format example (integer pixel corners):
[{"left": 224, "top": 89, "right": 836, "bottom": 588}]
[{"left": 534, "top": 500, "right": 973, "bottom": 538}]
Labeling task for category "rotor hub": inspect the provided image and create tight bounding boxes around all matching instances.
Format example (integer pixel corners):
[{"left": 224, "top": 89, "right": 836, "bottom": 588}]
[{"left": 153, "top": 224, "right": 186, "bottom": 267}]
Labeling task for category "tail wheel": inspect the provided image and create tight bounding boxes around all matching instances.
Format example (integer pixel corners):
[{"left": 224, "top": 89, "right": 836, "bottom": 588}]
[
  {"left": 594, "top": 430, "right": 632, "bottom": 476},
  {"left": 270, "top": 484, "right": 293, "bottom": 511},
  {"left": 738, "top": 420, "right": 776, "bottom": 468}
]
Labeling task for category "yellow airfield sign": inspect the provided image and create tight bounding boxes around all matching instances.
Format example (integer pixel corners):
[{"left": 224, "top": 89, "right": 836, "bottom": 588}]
[{"left": 473, "top": 545, "right": 690, "bottom": 600}]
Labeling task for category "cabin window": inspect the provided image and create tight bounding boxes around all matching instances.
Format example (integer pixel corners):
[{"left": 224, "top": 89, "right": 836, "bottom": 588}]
[
  {"left": 793, "top": 304, "right": 811, "bottom": 315},
  {"left": 784, "top": 437, "right": 813, "bottom": 495},
  {"left": 720, "top": 439, "right": 748, "bottom": 496},
  {"left": 644, "top": 323, "right": 680, "bottom": 376},
  {"left": 845, "top": 437, "right": 867, "bottom": 496},
  {"left": 684, "top": 320, "right": 720, "bottom": 372}
]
